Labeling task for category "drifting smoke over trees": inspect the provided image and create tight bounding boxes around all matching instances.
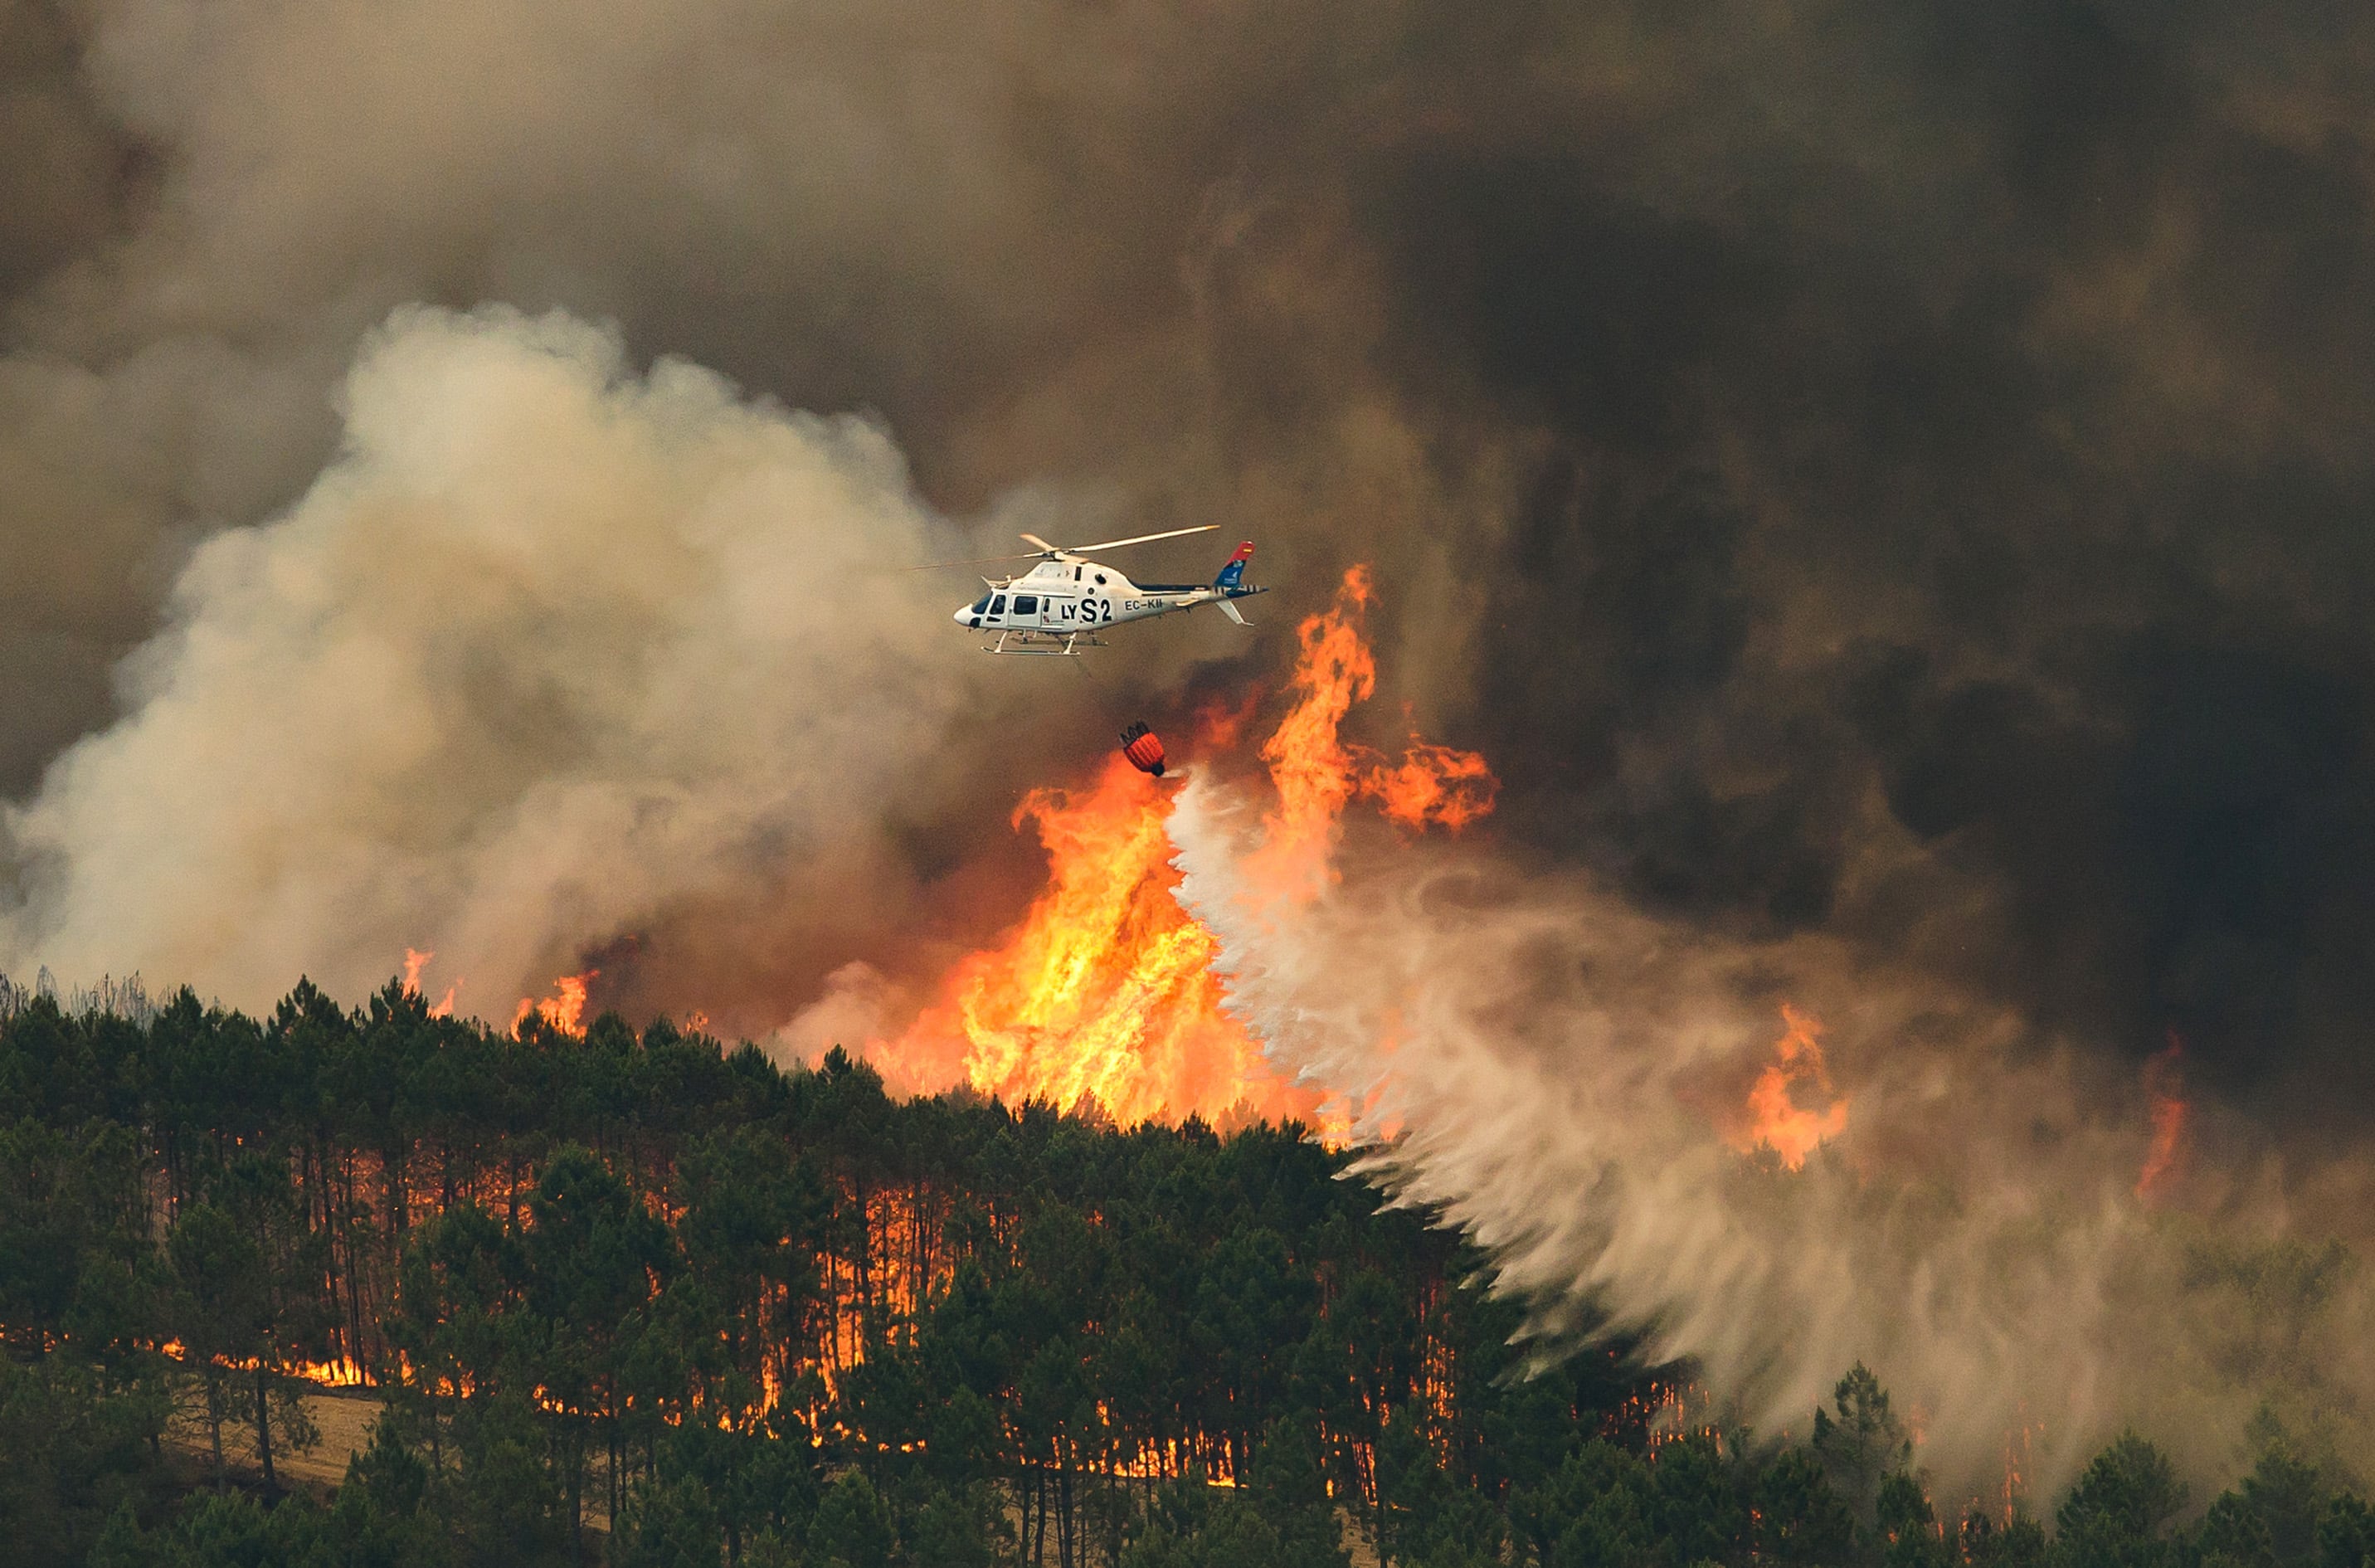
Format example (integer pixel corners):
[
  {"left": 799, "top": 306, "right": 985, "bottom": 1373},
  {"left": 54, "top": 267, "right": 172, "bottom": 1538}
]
[{"left": 2, "top": 979, "right": 2371, "bottom": 1568}]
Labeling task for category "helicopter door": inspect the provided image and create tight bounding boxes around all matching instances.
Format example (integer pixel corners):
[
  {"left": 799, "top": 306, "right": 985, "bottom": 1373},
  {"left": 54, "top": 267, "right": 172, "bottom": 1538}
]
[{"left": 1010, "top": 594, "right": 1039, "bottom": 628}]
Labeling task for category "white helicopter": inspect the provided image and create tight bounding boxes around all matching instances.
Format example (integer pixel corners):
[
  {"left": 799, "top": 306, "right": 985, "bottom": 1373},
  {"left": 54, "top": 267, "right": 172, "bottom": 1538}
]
[{"left": 939, "top": 523, "right": 1265, "bottom": 655}]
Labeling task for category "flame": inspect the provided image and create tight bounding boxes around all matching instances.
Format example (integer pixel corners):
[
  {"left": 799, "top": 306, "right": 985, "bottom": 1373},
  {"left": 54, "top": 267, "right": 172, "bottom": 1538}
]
[
  {"left": 2001, "top": 1409, "right": 2042, "bottom": 1522},
  {"left": 150, "top": 1338, "right": 367, "bottom": 1388},
  {"left": 1248, "top": 567, "right": 1500, "bottom": 897},
  {"left": 2136, "top": 1036, "right": 2188, "bottom": 1202},
  {"left": 895, "top": 757, "right": 1316, "bottom": 1127},
  {"left": 1731, "top": 1004, "right": 1849, "bottom": 1169},
  {"left": 514, "top": 971, "right": 596, "bottom": 1037},
  {"left": 1364, "top": 737, "right": 1500, "bottom": 832},
  {"left": 401, "top": 948, "right": 459, "bottom": 1016},
  {"left": 1247, "top": 566, "right": 1380, "bottom": 898},
  {"left": 881, "top": 564, "right": 1494, "bottom": 1127}
]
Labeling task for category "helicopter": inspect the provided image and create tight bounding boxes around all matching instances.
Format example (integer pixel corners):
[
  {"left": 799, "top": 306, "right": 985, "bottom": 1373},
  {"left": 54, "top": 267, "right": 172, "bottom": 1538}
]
[{"left": 937, "top": 523, "right": 1265, "bottom": 655}]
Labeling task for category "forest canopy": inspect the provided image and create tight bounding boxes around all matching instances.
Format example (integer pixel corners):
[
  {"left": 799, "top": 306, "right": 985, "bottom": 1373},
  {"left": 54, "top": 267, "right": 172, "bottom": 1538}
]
[{"left": 0, "top": 974, "right": 2363, "bottom": 1568}]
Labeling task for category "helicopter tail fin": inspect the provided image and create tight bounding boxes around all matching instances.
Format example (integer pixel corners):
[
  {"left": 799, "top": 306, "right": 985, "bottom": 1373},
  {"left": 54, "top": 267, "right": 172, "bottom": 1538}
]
[
  {"left": 1214, "top": 541, "right": 1255, "bottom": 591},
  {"left": 1218, "top": 597, "right": 1249, "bottom": 626}
]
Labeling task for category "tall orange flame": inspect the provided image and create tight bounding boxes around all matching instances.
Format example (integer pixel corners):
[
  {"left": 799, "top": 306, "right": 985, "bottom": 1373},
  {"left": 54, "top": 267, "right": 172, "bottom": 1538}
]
[
  {"left": 1249, "top": 567, "right": 1380, "bottom": 898},
  {"left": 1248, "top": 566, "right": 1500, "bottom": 898},
  {"left": 881, "top": 565, "right": 1496, "bottom": 1127},
  {"left": 401, "top": 947, "right": 458, "bottom": 1017},
  {"left": 897, "top": 757, "right": 1314, "bottom": 1127},
  {"left": 515, "top": 970, "right": 596, "bottom": 1037},
  {"left": 2135, "top": 1037, "right": 2188, "bottom": 1202},
  {"left": 1731, "top": 1004, "right": 1849, "bottom": 1169}
]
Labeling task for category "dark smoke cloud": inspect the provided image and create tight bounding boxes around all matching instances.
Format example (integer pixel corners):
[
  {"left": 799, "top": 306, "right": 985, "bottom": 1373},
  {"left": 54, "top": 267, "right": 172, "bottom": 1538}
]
[
  {"left": 1335, "top": 5, "right": 2375, "bottom": 1124},
  {"left": 9, "top": 0, "right": 2375, "bottom": 1487}
]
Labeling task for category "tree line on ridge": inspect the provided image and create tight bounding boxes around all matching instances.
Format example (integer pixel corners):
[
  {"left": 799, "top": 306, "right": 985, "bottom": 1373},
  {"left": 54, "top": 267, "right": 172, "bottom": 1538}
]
[{"left": 0, "top": 975, "right": 2366, "bottom": 1568}]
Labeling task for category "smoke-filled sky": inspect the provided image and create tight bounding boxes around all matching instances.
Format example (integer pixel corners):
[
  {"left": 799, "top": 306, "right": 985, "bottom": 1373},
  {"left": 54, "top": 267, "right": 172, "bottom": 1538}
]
[{"left": 9, "top": 0, "right": 2375, "bottom": 1493}]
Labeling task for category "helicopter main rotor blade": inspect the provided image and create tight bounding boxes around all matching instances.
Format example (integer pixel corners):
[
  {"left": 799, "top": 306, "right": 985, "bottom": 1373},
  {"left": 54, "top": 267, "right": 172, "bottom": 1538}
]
[
  {"left": 1061, "top": 523, "right": 1221, "bottom": 554},
  {"left": 903, "top": 550, "right": 1044, "bottom": 571},
  {"left": 920, "top": 523, "right": 1218, "bottom": 570}
]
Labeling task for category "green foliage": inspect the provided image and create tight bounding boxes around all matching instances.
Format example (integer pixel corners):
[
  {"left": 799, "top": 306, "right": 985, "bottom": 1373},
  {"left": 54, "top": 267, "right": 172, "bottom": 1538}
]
[
  {"left": 810, "top": 1468, "right": 895, "bottom": 1568},
  {"left": 2195, "top": 1445, "right": 2330, "bottom": 1568},
  {"left": 4, "top": 983, "right": 2375, "bottom": 1568},
  {"left": 2321, "top": 1493, "right": 2375, "bottom": 1568},
  {"left": 1814, "top": 1361, "right": 1914, "bottom": 1536},
  {"left": 2061, "top": 1434, "right": 2189, "bottom": 1541},
  {"left": 2055, "top": 1434, "right": 2188, "bottom": 1568},
  {"left": 1510, "top": 1439, "right": 1647, "bottom": 1568},
  {"left": 1962, "top": 1509, "right": 2049, "bottom": 1568},
  {"left": 1754, "top": 1446, "right": 1861, "bottom": 1567},
  {"left": 1122, "top": 1491, "right": 1314, "bottom": 1568},
  {"left": 612, "top": 1473, "right": 721, "bottom": 1568},
  {"left": 0, "top": 1352, "right": 172, "bottom": 1568},
  {"left": 1651, "top": 1431, "right": 1750, "bottom": 1566},
  {"left": 901, "top": 1479, "right": 1003, "bottom": 1568},
  {"left": 1876, "top": 1469, "right": 1950, "bottom": 1568},
  {"left": 1243, "top": 1416, "right": 1351, "bottom": 1568}
]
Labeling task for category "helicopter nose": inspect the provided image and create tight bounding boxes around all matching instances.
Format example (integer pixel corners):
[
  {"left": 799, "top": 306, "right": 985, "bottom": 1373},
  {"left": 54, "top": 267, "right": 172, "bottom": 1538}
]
[{"left": 952, "top": 606, "right": 970, "bottom": 625}]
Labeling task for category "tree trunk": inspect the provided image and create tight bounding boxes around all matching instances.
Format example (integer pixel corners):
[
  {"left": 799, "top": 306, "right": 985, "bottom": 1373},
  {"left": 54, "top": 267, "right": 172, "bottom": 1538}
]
[
  {"left": 206, "top": 1371, "right": 226, "bottom": 1489},
  {"left": 567, "top": 1423, "right": 585, "bottom": 1567},
  {"left": 1058, "top": 1448, "right": 1074, "bottom": 1568},
  {"left": 342, "top": 1155, "right": 368, "bottom": 1369},
  {"left": 254, "top": 1366, "right": 278, "bottom": 1491},
  {"left": 387, "top": 1145, "right": 408, "bottom": 1237},
  {"left": 313, "top": 1137, "right": 343, "bottom": 1368}
]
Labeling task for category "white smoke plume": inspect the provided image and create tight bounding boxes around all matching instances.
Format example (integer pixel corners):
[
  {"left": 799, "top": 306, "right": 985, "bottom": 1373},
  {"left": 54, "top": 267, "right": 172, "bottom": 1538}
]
[
  {"left": 0, "top": 304, "right": 989, "bottom": 1019},
  {"left": 1170, "top": 775, "right": 2375, "bottom": 1504}
]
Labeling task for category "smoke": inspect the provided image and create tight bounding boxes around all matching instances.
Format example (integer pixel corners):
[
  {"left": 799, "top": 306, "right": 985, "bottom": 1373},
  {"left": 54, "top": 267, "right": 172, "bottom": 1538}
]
[
  {"left": 12, "top": 0, "right": 2372, "bottom": 1114},
  {"left": 1172, "top": 778, "right": 2375, "bottom": 1499},
  {"left": 11, "top": 0, "right": 2375, "bottom": 1499},
  {"left": 0, "top": 304, "right": 990, "bottom": 1017}
]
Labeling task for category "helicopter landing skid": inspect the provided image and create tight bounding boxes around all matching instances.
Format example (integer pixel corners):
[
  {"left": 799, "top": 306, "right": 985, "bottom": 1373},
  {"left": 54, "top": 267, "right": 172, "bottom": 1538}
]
[{"left": 984, "top": 631, "right": 1108, "bottom": 656}]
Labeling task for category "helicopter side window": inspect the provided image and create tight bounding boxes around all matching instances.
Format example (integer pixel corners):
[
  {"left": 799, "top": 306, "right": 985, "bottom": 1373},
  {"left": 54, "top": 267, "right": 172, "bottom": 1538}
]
[
  {"left": 1012, "top": 595, "right": 1039, "bottom": 616},
  {"left": 989, "top": 595, "right": 1006, "bottom": 617}
]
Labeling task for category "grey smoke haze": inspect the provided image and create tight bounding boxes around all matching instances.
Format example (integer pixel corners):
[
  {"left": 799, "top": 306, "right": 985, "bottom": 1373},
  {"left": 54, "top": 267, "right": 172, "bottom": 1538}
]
[{"left": 9, "top": 0, "right": 2375, "bottom": 1497}]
